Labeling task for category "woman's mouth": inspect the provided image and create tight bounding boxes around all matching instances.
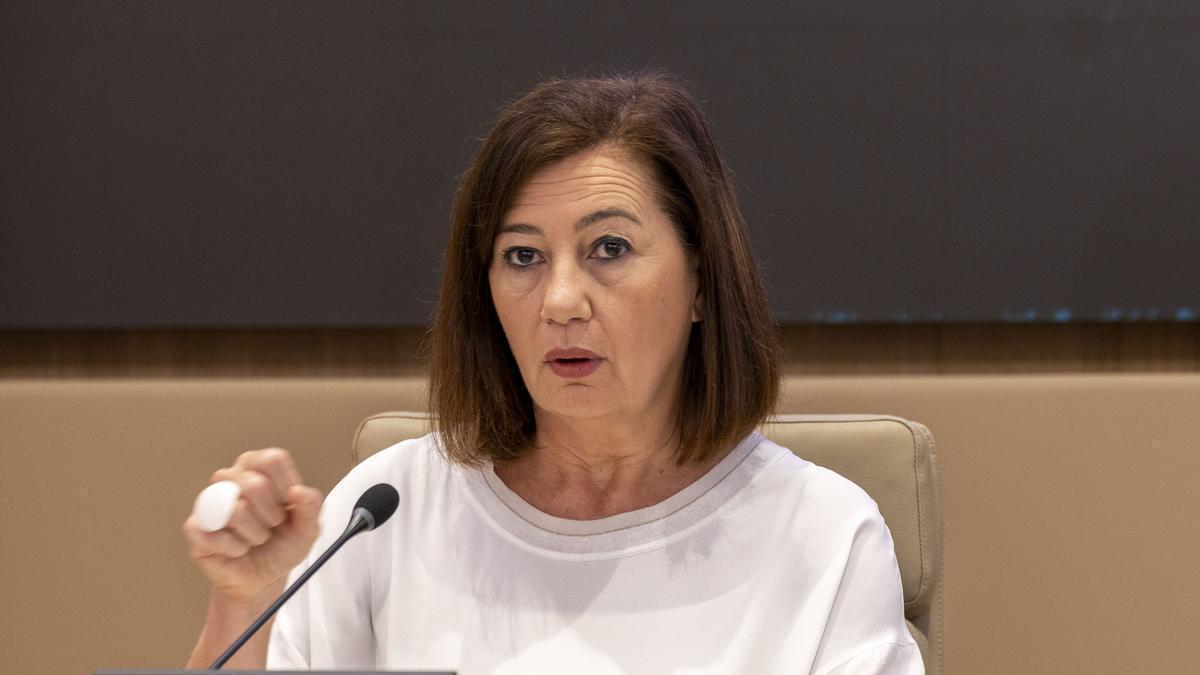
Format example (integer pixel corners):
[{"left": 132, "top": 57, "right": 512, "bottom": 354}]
[{"left": 544, "top": 348, "right": 603, "bottom": 378}]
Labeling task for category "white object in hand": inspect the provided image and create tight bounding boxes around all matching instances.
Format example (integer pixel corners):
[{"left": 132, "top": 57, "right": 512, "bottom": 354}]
[{"left": 192, "top": 480, "right": 241, "bottom": 532}]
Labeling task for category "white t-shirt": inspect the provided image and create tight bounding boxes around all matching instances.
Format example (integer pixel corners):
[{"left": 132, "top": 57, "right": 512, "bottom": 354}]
[{"left": 268, "top": 432, "right": 923, "bottom": 674}]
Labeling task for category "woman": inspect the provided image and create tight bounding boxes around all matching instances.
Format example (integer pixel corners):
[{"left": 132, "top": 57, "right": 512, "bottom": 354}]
[{"left": 184, "top": 73, "right": 922, "bottom": 674}]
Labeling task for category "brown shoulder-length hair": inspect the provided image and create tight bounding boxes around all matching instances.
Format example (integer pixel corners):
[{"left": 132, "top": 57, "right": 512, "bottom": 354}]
[{"left": 427, "top": 72, "right": 780, "bottom": 466}]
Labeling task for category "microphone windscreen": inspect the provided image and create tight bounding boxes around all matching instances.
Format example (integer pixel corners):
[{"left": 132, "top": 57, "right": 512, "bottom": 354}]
[{"left": 354, "top": 483, "right": 399, "bottom": 530}]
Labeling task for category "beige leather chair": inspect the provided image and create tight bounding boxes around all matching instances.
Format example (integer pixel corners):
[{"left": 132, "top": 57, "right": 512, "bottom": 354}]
[{"left": 354, "top": 412, "right": 944, "bottom": 675}]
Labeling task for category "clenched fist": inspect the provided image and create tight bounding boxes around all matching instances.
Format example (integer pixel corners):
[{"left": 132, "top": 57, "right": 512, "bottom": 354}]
[{"left": 182, "top": 448, "right": 323, "bottom": 604}]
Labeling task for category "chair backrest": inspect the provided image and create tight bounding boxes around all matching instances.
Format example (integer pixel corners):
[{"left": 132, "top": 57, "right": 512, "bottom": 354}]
[{"left": 353, "top": 412, "right": 943, "bottom": 675}]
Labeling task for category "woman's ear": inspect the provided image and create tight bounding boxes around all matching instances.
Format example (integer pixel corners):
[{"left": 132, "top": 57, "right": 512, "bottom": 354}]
[{"left": 691, "top": 287, "right": 704, "bottom": 323}]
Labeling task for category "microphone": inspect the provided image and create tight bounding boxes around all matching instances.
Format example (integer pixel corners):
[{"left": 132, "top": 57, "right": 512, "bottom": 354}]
[{"left": 209, "top": 483, "right": 400, "bottom": 670}]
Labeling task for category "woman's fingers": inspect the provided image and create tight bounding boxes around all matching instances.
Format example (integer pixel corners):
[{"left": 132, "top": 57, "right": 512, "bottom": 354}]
[
  {"left": 210, "top": 468, "right": 285, "bottom": 530},
  {"left": 243, "top": 448, "right": 305, "bottom": 497},
  {"left": 184, "top": 447, "right": 324, "bottom": 603},
  {"left": 183, "top": 516, "right": 250, "bottom": 559},
  {"left": 233, "top": 448, "right": 304, "bottom": 505},
  {"left": 224, "top": 499, "right": 273, "bottom": 547},
  {"left": 283, "top": 484, "right": 323, "bottom": 541},
  {"left": 192, "top": 449, "right": 323, "bottom": 549}
]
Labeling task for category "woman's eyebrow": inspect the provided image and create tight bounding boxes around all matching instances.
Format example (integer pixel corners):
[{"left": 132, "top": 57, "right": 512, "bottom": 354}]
[
  {"left": 499, "top": 205, "right": 643, "bottom": 236},
  {"left": 498, "top": 208, "right": 642, "bottom": 236},
  {"left": 574, "top": 207, "right": 641, "bottom": 231},
  {"left": 497, "top": 223, "right": 541, "bottom": 236}
]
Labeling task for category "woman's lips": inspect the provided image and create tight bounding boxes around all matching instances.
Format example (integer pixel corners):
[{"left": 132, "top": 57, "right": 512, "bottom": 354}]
[
  {"left": 544, "top": 348, "right": 603, "bottom": 378},
  {"left": 547, "top": 357, "right": 602, "bottom": 378}
]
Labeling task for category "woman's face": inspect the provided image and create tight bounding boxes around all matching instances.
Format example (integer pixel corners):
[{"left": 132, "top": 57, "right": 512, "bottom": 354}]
[{"left": 489, "top": 145, "right": 701, "bottom": 427}]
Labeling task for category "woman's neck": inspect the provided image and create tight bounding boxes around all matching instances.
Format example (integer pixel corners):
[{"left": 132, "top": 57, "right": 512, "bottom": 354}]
[{"left": 492, "top": 414, "right": 728, "bottom": 520}]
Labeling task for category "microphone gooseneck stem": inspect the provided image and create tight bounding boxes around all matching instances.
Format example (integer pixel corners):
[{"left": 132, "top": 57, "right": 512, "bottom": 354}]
[{"left": 208, "top": 513, "right": 371, "bottom": 670}]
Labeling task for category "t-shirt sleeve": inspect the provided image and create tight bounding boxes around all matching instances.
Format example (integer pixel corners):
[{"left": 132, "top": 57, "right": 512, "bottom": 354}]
[
  {"left": 810, "top": 478, "right": 926, "bottom": 675},
  {"left": 265, "top": 529, "right": 317, "bottom": 669},
  {"left": 264, "top": 454, "right": 388, "bottom": 670},
  {"left": 267, "top": 594, "right": 310, "bottom": 669}
]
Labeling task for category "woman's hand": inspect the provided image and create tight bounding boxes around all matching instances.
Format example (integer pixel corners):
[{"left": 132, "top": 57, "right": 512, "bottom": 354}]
[{"left": 182, "top": 448, "right": 323, "bottom": 605}]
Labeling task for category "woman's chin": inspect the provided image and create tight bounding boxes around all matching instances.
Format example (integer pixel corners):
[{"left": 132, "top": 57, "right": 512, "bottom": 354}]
[{"left": 534, "top": 387, "right": 618, "bottom": 420}]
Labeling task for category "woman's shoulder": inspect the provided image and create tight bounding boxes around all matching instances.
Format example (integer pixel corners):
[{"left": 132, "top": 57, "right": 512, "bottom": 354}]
[
  {"left": 753, "top": 435, "right": 886, "bottom": 525},
  {"left": 749, "top": 437, "right": 901, "bottom": 578},
  {"left": 323, "top": 432, "right": 458, "bottom": 511}
]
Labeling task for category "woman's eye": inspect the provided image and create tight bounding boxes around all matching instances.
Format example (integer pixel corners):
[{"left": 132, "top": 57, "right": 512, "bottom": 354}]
[
  {"left": 593, "top": 238, "right": 631, "bottom": 260},
  {"left": 502, "top": 247, "right": 542, "bottom": 267}
]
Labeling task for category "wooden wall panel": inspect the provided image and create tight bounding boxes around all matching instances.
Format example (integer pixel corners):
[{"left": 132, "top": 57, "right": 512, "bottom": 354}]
[
  {"left": 779, "top": 322, "right": 1200, "bottom": 373},
  {"left": 1, "top": 323, "right": 1197, "bottom": 377}
]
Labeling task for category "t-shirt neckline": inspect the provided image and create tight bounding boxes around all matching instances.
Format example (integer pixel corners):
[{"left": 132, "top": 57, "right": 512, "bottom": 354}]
[{"left": 463, "top": 431, "right": 776, "bottom": 558}]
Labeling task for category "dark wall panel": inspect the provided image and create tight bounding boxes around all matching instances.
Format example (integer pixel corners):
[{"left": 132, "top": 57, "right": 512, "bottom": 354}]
[{"left": 2, "top": 2, "right": 1198, "bottom": 327}]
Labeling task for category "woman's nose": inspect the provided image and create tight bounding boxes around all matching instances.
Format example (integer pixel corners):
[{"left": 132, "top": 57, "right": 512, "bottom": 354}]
[{"left": 539, "top": 260, "right": 592, "bottom": 325}]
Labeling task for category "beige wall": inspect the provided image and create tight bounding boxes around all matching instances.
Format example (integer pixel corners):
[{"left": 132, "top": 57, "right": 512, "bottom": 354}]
[
  {"left": 787, "top": 374, "right": 1200, "bottom": 673},
  {"left": 1, "top": 325, "right": 1198, "bottom": 674}
]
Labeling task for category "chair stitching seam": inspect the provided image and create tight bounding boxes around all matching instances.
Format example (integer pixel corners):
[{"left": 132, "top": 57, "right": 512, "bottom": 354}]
[
  {"left": 911, "top": 420, "right": 943, "bottom": 672},
  {"left": 920, "top": 421, "right": 945, "bottom": 670},
  {"left": 353, "top": 411, "right": 427, "bottom": 463},
  {"left": 906, "top": 419, "right": 930, "bottom": 609}
]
